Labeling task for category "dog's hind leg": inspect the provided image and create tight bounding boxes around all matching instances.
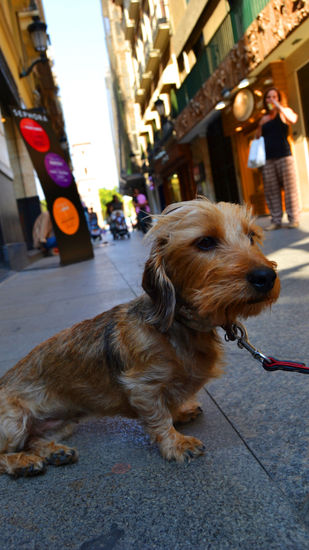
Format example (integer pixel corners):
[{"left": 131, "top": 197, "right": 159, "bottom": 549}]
[
  {"left": 0, "top": 437, "right": 78, "bottom": 478},
  {"left": 0, "top": 434, "right": 78, "bottom": 477},
  {"left": 18, "top": 419, "right": 79, "bottom": 473},
  {"left": 0, "top": 452, "right": 47, "bottom": 477},
  {"left": 0, "top": 393, "right": 78, "bottom": 477},
  {"left": 0, "top": 393, "right": 46, "bottom": 477}
]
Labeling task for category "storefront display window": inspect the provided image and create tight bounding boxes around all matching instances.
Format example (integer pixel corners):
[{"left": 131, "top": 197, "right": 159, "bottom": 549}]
[{"left": 168, "top": 173, "right": 182, "bottom": 203}]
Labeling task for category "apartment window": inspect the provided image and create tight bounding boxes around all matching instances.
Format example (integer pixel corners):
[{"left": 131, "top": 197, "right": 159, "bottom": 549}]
[{"left": 192, "top": 33, "right": 205, "bottom": 61}]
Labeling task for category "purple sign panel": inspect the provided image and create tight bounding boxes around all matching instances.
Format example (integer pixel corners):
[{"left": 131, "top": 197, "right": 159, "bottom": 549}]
[{"left": 44, "top": 152, "right": 72, "bottom": 187}]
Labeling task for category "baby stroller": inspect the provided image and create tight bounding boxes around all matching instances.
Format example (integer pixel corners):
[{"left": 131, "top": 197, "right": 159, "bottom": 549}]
[
  {"left": 90, "top": 224, "right": 102, "bottom": 242},
  {"left": 109, "top": 210, "right": 130, "bottom": 240},
  {"left": 89, "top": 219, "right": 102, "bottom": 242},
  {"left": 87, "top": 209, "right": 103, "bottom": 242}
]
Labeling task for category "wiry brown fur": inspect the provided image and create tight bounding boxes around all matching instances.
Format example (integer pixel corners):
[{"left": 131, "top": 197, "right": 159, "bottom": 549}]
[{"left": 0, "top": 198, "right": 280, "bottom": 477}]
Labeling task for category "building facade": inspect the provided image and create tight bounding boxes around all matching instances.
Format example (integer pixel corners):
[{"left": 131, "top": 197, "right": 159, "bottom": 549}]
[
  {"left": 102, "top": 0, "right": 309, "bottom": 215},
  {"left": 0, "top": 0, "right": 69, "bottom": 271},
  {"left": 71, "top": 142, "right": 105, "bottom": 228}
]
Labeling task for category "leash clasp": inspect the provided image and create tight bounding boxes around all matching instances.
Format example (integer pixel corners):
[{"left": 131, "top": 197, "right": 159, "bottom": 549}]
[
  {"left": 224, "top": 322, "right": 308, "bottom": 374},
  {"left": 224, "top": 322, "right": 269, "bottom": 365}
]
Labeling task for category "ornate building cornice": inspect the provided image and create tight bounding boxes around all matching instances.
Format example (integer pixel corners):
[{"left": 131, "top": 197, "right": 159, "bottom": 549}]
[{"left": 175, "top": 0, "right": 309, "bottom": 141}]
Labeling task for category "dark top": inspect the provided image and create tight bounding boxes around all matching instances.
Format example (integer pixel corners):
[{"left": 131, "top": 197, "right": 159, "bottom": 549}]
[
  {"left": 106, "top": 199, "right": 123, "bottom": 214},
  {"left": 262, "top": 114, "right": 291, "bottom": 159}
]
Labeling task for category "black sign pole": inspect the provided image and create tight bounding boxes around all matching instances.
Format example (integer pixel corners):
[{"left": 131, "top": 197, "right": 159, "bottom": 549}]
[{"left": 10, "top": 107, "right": 93, "bottom": 265}]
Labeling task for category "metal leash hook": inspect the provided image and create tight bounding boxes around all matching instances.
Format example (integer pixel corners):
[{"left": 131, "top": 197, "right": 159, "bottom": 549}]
[{"left": 224, "top": 322, "right": 309, "bottom": 374}]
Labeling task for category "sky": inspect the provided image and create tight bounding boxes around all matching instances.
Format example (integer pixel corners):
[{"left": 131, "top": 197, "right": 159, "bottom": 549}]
[{"left": 42, "top": 0, "right": 118, "bottom": 191}]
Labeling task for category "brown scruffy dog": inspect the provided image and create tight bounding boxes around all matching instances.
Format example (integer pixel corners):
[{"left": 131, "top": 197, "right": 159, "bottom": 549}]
[{"left": 0, "top": 199, "right": 280, "bottom": 477}]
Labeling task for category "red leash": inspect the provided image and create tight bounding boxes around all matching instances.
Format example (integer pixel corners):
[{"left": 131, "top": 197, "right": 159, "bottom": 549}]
[{"left": 223, "top": 322, "right": 308, "bottom": 374}]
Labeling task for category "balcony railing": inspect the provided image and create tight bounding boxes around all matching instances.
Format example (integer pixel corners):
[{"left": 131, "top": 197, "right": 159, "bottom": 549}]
[
  {"left": 128, "top": 0, "right": 140, "bottom": 22},
  {"left": 175, "top": 0, "right": 270, "bottom": 114},
  {"left": 150, "top": 0, "right": 170, "bottom": 51},
  {"left": 176, "top": 50, "right": 210, "bottom": 113},
  {"left": 229, "top": 0, "right": 270, "bottom": 42},
  {"left": 152, "top": 17, "right": 170, "bottom": 51},
  {"left": 144, "top": 40, "right": 152, "bottom": 63},
  {"left": 206, "top": 13, "right": 234, "bottom": 74},
  {"left": 123, "top": 9, "right": 135, "bottom": 41},
  {"left": 154, "top": 0, "right": 169, "bottom": 21}
]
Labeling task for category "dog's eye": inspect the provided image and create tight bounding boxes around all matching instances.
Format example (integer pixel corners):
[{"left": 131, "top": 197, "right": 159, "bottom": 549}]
[
  {"left": 248, "top": 232, "right": 255, "bottom": 245},
  {"left": 195, "top": 237, "right": 217, "bottom": 251}
]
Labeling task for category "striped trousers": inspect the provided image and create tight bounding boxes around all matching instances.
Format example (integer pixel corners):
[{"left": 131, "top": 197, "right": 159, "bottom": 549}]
[{"left": 261, "top": 156, "right": 300, "bottom": 224}]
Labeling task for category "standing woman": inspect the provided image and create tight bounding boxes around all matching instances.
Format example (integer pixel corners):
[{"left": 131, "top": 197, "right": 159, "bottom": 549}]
[{"left": 257, "top": 87, "right": 300, "bottom": 230}]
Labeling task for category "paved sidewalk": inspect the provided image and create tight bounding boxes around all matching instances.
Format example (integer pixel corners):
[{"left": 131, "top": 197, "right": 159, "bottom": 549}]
[{"left": 0, "top": 213, "right": 309, "bottom": 550}]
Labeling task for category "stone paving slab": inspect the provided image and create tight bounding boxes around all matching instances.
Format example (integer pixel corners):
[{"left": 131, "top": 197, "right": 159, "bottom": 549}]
[{"left": 1, "top": 390, "right": 308, "bottom": 550}]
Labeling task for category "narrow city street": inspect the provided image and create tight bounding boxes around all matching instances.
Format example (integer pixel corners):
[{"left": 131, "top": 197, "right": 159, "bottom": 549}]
[{"left": 1, "top": 216, "right": 309, "bottom": 549}]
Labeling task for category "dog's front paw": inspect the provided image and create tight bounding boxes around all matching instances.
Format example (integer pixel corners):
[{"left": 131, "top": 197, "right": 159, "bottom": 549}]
[{"left": 159, "top": 431, "right": 205, "bottom": 463}]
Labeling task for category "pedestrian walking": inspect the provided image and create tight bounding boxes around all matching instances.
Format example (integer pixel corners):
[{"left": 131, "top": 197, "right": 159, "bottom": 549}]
[{"left": 133, "top": 188, "right": 151, "bottom": 234}]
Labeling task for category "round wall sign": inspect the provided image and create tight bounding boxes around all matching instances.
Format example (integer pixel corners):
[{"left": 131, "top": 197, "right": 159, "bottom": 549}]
[
  {"left": 53, "top": 197, "right": 80, "bottom": 235},
  {"left": 19, "top": 118, "right": 50, "bottom": 152},
  {"left": 233, "top": 89, "right": 254, "bottom": 121},
  {"left": 44, "top": 152, "right": 72, "bottom": 187}
]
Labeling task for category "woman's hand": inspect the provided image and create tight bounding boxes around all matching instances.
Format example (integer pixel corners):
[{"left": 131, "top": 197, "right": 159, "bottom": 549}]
[{"left": 273, "top": 99, "right": 298, "bottom": 124}]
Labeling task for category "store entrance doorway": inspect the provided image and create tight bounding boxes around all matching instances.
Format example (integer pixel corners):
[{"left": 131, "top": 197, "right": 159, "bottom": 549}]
[
  {"left": 206, "top": 115, "right": 240, "bottom": 203},
  {"left": 297, "top": 61, "right": 309, "bottom": 140}
]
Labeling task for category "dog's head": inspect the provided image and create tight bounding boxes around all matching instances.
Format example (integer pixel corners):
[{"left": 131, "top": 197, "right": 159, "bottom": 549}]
[{"left": 142, "top": 198, "right": 280, "bottom": 331}]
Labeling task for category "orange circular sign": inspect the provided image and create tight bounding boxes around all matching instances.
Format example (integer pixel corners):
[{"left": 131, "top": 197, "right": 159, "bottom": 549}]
[
  {"left": 19, "top": 118, "right": 50, "bottom": 152},
  {"left": 53, "top": 197, "right": 80, "bottom": 235}
]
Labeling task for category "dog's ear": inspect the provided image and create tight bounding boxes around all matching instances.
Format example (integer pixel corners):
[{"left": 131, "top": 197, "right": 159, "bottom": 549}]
[{"left": 142, "top": 239, "right": 175, "bottom": 332}]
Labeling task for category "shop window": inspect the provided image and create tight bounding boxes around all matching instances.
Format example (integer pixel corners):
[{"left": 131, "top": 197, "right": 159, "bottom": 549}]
[
  {"left": 192, "top": 33, "right": 205, "bottom": 60},
  {"left": 168, "top": 173, "right": 182, "bottom": 203},
  {"left": 194, "top": 162, "right": 214, "bottom": 200}
]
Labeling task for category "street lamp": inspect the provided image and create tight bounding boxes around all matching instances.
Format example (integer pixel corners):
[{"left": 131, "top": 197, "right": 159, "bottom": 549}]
[
  {"left": 154, "top": 98, "right": 165, "bottom": 117},
  {"left": 20, "top": 16, "right": 48, "bottom": 78},
  {"left": 152, "top": 97, "right": 174, "bottom": 162}
]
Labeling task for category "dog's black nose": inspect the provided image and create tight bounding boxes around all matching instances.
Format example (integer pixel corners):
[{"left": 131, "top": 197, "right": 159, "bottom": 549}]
[{"left": 247, "top": 267, "right": 277, "bottom": 293}]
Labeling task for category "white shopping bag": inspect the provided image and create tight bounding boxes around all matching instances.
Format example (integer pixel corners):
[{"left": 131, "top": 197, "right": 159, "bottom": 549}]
[{"left": 247, "top": 137, "right": 266, "bottom": 168}]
